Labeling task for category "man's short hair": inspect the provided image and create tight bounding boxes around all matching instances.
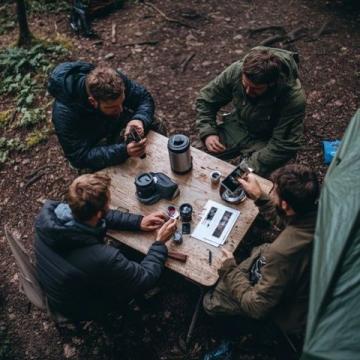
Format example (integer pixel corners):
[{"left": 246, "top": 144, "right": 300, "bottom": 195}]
[
  {"left": 68, "top": 173, "right": 111, "bottom": 221},
  {"left": 271, "top": 164, "right": 320, "bottom": 215},
  {"left": 86, "top": 67, "right": 124, "bottom": 101},
  {"left": 243, "top": 49, "right": 283, "bottom": 85}
]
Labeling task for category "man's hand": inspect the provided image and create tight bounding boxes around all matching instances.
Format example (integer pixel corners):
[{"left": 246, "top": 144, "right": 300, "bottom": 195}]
[
  {"left": 205, "top": 135, "right": 226, "bottom": 153},
  {"left": 125, "top": 119, "right": 144, "bottom": 138},
  {"left": 155, "top": 218, "right": 177, "bottom": 243},
  {"left": 127, "top": 138, "right": 147, "bottom": 158},
  {"left": 220, "top": 247, "right": 235, "bottom": 267},
  {"left": 141, "top": 211, "right": 168, "bottom": 231},
  {"left": 221, "top": 248, "right": 234, "bottom": 262},
  {"left": 238, "top": 173, "right": 262, "bottom": 201}
]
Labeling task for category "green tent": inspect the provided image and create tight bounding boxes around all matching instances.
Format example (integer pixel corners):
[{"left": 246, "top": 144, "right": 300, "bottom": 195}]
[{"left": 302, "top": 110, "right": 360, "bottom": 360}]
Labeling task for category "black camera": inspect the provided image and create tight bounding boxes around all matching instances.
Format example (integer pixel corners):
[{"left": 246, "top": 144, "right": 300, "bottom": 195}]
[{"left": 126, "top": 127, "right": 146, "bottom": 159}]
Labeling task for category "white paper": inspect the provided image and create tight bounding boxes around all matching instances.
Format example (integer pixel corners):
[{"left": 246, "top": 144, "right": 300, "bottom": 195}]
[{"left": 191, "top": 200, "right": 240, "bottom": 247}]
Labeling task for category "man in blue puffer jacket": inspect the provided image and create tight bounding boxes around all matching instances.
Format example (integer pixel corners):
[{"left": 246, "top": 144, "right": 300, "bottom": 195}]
[
  {"left": 34, "top": 173, "right": 176, "bottom": 320},
  {"left": 48, "top": 62, "right": 157, "bottom": 170}
]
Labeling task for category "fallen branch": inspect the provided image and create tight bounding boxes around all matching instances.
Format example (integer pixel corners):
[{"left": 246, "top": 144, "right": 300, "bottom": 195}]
[
  {"left": 284, "top": 33, "right": 308, "bottom": 44},
  {"left": 302, "top": 20, "right": 335, "bottom": 43},
  {"left": 180, "top": 52, "right": 195, "bottom": 73},
  {"left": 143, "top": 1, "right": 195, "bottom": 29},
  {"left": 284, "top": 26, "right": 308, "bottom": 44},
  {"left": 260, "top": 34, "right": 287, "bottom": 46},
  {"left": 313, "top": 19, "right": 333, "bottom": 39},
  {"left": 287, "top": 26, "right": 307, "bottom": 40},
  {"left": 119, "top": 40, "right": 159, "bottom": 47},
  {"left": 111, "top": 22, "right": 116, "bottom": 44},
  {"left": 24, "top": 172, "right": 45, "bottom": 189},
  {"left": 257, "top": 25, "right": 308, "bottom": 46},
  {"left": 25, "top": 164, "right": 54, "bottom": 180},
  {"left": 248, "top": 25, "right": 286, "bottom": 35}
]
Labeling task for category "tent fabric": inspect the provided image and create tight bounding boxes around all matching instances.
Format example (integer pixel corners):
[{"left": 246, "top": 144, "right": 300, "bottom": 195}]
[{"left": 302, "top": 109, "right": 360, "bottom": 360}]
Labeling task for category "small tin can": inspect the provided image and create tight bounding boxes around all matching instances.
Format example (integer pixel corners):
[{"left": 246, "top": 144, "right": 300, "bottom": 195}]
[{"left": 210, "top": 171, "right": 222, "bottom": 185}]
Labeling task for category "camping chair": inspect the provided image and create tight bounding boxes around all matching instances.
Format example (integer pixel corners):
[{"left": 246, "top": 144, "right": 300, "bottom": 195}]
[{"left": 4, "top": 226, "right": 68, "bottom": 324}]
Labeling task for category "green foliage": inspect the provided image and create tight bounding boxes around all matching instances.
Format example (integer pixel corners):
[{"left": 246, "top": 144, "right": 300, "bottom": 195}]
[
  {"left": 25, "top": 128, "right": 49, "bottom": 148},
  {"left": 0, "top": 43, "right": 68, "bottom": 79},
  {"left": 0, "top": 42, "right": 68, "bottom": 128},
  {"left": 0, "top": 136, "right": 24, "bottom": 165},
  {"left": 0, "top": 110, "right": 12, "bottom": 129},
  {"left": 18, "top": 107, "right": 46, "bottom": 128},
  {"left": 0, "top": 137, "right": 24, "bottom": 151},
  {"left": 0, "top": 6, "right": 15, "bottom": 36},
  {"left": 28, "top": 0, "right": 71, "bottom": 14},
  {"left": 0, "top": 41, "right": 69, "bottom": 165}
]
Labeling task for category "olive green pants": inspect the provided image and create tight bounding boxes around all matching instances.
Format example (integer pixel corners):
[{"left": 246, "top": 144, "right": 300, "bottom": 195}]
[{"left": 215, "top": 117, "right": 295, "bottom": 176}]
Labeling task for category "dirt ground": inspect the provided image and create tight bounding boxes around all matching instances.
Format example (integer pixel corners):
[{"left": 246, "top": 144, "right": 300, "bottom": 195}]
[{"left": 0, "top": 0, "right": 359, "bottom": 359}]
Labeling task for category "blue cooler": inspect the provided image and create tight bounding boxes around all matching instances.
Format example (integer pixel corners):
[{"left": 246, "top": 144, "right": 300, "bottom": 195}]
[{"left": 322, "top": 140, "right": 341, "bottom": 165}]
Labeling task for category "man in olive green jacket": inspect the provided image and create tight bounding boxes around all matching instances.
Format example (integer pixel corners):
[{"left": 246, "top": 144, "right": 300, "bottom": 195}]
[
  {"left": 203, "top": 164, "right": 319, "bottom": 334},
  {"left": 196, "top": 46, "right": 306, "bottom": 176}
]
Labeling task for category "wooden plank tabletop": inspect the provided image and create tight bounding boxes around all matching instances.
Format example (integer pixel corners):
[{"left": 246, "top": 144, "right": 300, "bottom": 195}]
[{"left": 103, "top": 131, "right": 272, "bottom": 287}]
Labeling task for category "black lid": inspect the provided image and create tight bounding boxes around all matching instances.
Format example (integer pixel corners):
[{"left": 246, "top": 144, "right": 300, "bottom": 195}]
[
  {"left": 168, "top": 134, "right": 190, "bottom": 154},
  {"left": 180, "top": 203, "right": 192, "bottom": 214},
  {"left": 135, "top": 172, "right": 154, "bottom": 188}
]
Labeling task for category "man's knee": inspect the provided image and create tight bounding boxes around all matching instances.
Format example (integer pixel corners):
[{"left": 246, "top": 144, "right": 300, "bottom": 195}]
[
  {"left": 256, "top": 151, "right": 298, "bottom": 177},
  {"left": 203, "top": 291, "right": 219, "bottom": 317},
  {"left": 203, "top": 290, "right": 242, "bottom": 318}
]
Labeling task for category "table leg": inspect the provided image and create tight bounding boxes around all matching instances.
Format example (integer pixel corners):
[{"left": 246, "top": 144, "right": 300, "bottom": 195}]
[{"left": 186, "top": 286, "right": 205, "bottom": 345}]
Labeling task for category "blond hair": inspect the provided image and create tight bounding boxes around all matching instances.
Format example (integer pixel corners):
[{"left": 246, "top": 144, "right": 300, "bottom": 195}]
[
  {"left": 86, "top": 67, "right": 124, "bottom": 101},
  {"left": 67, "top": 173, "right": 111, "bottom": 221}
]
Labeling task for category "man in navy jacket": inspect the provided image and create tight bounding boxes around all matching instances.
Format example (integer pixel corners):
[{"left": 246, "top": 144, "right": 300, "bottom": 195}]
[
  {"left": 35, "top": 173, "right": 176, "bottom": 320},
  {"left": 48, "top": 62, "right": 155, "bottom": 170}
]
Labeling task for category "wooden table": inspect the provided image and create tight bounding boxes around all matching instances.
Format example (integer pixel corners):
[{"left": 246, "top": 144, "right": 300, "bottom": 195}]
[
  {"left": 103, "top": 130, "right": 272, "bottom": 343},
  {"left": 104, "top": 131, "right": 272, "bottom": 285}
]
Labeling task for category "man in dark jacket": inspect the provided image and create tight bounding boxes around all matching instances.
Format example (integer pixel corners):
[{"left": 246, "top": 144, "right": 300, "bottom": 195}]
[
  {"left": 196, "top": 46, "right": 306, "bottom": 176},
  {"left": 48, "top": 62, "right": 156, "bottom": 170},
  {"left": 35, "top": 173, "right": 176, "bottom": 320},
  {"left": 203, "top": 164, "right": 319, "bottom": 357}
]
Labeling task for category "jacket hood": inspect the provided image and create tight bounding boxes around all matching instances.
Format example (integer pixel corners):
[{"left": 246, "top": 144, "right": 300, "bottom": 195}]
[
  {"left": 35, "top": 200, "right": 106, "bottom": 252},
  {"left": 47, "top": 61, "right": 95, "bottom": 108},
  {"left": 243, "top": 46, "right": 300, "bottom": 93}
]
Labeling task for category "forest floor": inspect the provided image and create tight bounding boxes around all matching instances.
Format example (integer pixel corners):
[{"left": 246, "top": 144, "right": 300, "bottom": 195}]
[{"left": 0, "top": 0, "right": 359, "bottom": 359}]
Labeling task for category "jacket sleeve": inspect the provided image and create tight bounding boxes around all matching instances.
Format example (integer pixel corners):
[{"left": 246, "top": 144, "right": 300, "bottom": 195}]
[
  {"left": 105, "top": 210, "right": 143, "bottom": 231},
  {"left": 107, "top": 241, "right": 168, "bottom": 295},
  {"left": 119, "top": 72, "right": 155, "bottom": 133},
  {"left": 218, "top": 244, "right": 267, "bottom": 277},
  {"left": 223, "top": 249, "right": 290, "bottom": 319},
  {"left": 195, "top": 62, "right": 239, "bottom": 140},
  {"left": 247, "top": 88, "right": 306, "bottom": 175},
  {"left": 255, "top": 193, "right": 287, "bottom": 229},
  {"left": 52, "top": 102, "right": 129, "bottom": 170}
]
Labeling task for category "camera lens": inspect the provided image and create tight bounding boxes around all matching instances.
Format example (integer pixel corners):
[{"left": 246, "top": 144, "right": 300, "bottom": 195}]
[
  {"left": 135, "top": 173, "right": 156, "bottom": 199},
  {"left": 180, "top": 203, "right": 192, "bottom": 222}
]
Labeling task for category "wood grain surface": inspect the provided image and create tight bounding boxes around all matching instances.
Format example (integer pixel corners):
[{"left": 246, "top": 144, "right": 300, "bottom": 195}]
[{"left": 103, "top": 131, "right": 272, "bottom": 287}]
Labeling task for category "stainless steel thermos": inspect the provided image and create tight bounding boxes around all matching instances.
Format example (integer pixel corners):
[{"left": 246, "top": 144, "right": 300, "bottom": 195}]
[{"left": 167, "top": 134, "right": 192, "bottom": 174}]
